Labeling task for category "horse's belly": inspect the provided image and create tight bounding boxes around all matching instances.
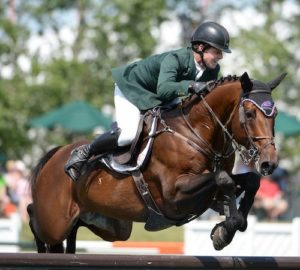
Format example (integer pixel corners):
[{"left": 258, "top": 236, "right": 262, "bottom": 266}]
[{"left": 77, "top": 172, "right": 147, "bottom": 222}]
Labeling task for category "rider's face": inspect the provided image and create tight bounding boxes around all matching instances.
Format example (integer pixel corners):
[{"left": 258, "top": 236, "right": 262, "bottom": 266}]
[{"left": 202, "top": 47, "right": 223, "bottom": 69}]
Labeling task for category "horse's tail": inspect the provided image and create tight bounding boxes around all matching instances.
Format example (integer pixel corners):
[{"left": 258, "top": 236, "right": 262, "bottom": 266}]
[{"left": 30, "top": 146, "right": 62, "bottom": 194}]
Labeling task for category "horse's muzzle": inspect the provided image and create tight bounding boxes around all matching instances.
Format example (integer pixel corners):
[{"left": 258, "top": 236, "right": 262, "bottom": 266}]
[{"left": 258, "top": 160, "right": 278, "bottom": 176}]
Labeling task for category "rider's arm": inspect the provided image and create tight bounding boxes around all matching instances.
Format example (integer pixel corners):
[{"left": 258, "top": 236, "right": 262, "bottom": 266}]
[{"left": 157, "top": 52, "right": 194, "bottom": 102}]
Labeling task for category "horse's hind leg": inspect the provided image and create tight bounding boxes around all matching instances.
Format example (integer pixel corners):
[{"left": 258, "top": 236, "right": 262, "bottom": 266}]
[
  {"left": 66, "top": 221, "right": 81, "bottom": 253},
  {"left": 47, "top": 243, "right": 64, "bottom": 253},
  {"left": 28, "top": 203, "right": 64, "bottom": 253},
  {"left": 27, "top": 203, "right": 46, "bottom": 253}
]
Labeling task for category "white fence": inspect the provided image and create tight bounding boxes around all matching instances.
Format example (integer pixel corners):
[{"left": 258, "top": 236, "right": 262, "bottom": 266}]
[
  {"left": 184, "top": 215, "right": 300, "bottom": 256},
  {"left": 0, "top": 214, "right": 21, "bottom": 252},
  {"left": 1, "top": 213, "right": 300, "bottom": 256}
]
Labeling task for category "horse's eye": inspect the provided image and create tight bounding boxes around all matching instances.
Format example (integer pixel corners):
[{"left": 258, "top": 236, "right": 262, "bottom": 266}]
[{"left": 245, "top": 110, "right": 255, "bottom": 119}]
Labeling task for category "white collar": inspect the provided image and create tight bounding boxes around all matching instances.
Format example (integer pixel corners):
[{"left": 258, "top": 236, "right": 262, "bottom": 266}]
[{"left": 194, "top": 59, "right": 205, "bottom": 80}]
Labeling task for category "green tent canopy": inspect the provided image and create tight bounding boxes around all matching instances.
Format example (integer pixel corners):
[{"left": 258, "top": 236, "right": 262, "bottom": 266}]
[
  {"left": 275, "top": 110, "right": 300, "bottom": 137},
  {"left": 29, "top": 104, "right": 300, "bottom": 137},
  {"left": 29, "top": 100, "right": 112, "bottom": 133}
]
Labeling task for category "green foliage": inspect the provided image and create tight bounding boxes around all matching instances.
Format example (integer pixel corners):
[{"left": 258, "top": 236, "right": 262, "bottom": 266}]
[
  {"left": 0, "top": 0, "right": 168, "bottom": 162},
  {"left": 229, "top": 0, "right": 300, "bottom": 171},
  {"left": 1, "top": 0, "right": 300, "bottom": 170},
  {"left": 176, "top": 0, "right": 300, "bottom": 172}
]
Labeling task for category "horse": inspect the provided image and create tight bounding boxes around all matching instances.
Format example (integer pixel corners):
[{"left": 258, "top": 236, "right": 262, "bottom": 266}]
[{"left": 27, "top": 72, "right": 286, "bottom": 253}]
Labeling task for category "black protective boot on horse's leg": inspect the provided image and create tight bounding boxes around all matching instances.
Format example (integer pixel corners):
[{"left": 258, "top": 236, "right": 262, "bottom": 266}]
[{"left": 64, "top": 128, "right": 121, "bottom": 181}]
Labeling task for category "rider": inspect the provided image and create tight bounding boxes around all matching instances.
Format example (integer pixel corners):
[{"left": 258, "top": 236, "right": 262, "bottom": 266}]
[{"left": 65, "top": 21, "right": 232, "bottom": 181}]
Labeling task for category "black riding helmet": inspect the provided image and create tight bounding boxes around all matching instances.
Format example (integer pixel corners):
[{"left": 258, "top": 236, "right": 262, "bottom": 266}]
[{"left": 191, "top": 21, "right": 231, "bottom": 53}]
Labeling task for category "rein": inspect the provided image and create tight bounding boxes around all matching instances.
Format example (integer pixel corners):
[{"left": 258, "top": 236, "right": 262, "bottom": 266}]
[
  {"left": 135, "top": 81, "right": 276, "bottom": 229},
  {"left": 152, "top": 86, "right": 275, "bottom": 171},
  {"left": 150, "top": 96, "right": 238, "bottom": 172},
  {"left": 180, "top": 101, "right": 236, "bottom": 171},
  {"left": 199, "top": 89, "right": 275, "bottom": 167}
]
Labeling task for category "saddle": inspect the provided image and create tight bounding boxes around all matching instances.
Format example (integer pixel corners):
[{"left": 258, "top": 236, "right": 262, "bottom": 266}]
[
  {"left": 85, "top": 106, "right": 188, "bottom": 231},
  {"left": 100, "top": 108, "right": 159, "bottom": 174},
  {"left": 85, "top": 105, "right": 226, "bottom": 231}
]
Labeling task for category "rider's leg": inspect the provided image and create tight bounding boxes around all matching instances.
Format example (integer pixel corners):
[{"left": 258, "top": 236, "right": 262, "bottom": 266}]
[
  {"left": 64, "top": 84, "right": 141, "bottom": 181},
  {"left": 114, "top": 84, "right": 141, "bottom": 147},
  {"left": 64, "top": 128, "right": 121, "bottom": 181}
]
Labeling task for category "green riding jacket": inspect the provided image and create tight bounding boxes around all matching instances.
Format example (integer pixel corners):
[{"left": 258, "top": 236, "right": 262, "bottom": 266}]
[{"left": 111, "top": 46, "right": 220, "bottom": 111}]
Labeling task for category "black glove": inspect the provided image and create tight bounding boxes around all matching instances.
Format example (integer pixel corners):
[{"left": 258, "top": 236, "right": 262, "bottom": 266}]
[{"left": 188, "top": 81, "right": 215, "bottom": 95}]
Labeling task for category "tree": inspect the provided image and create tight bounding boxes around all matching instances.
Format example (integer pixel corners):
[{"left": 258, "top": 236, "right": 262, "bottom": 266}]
[
  {"left": 0, "top": 1, "right": 32, "bottom": 160},
  {"left": 173, "top": 0, "right": 300, "bottom": 172},
  {"left": 0, "top": 0, "right": 168, "bottom": 162},
  {"left": 229, "top": 0, "right": 300, "bottom": 172}
]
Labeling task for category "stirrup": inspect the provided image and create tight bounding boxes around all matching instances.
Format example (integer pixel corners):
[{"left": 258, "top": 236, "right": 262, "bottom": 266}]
[
  {"left": 64, "top": 157, "right": 88, "bottom": 182},
  {"left": 64, "top": 163, "right": 82, "bottom": 182},
  {"left": 64, "top": 145, "right": 90, "bottom": 181},
  {"left": 64, "top": 156, "right": 87, "bottom": 181}
]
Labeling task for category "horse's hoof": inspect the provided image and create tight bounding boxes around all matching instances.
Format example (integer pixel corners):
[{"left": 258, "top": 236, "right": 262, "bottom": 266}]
[
  {"left": 211, "top": 222, "right": 236, "bottom": 251},
  {"left": 211, "top": 225, "right": 228, "bottom": 250}
]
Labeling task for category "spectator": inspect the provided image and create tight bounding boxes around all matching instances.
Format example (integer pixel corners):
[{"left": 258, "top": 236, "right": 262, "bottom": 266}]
[
  {"left": 3, "top": 160, "right": 31, "bottom": 222},
  {"left": 271, "top": 167, "right": 289, "bottom": 193},
  {"left": 0, "top": 165, "right": 17, "bottom": 218},
  {"left": 253, "top": 168, "right": 289, "bottom": 221}
]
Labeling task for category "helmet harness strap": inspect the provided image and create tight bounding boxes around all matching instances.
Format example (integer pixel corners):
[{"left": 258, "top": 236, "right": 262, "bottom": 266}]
[{"left": 192, "top": 43, "right": 210, "bottom": 69}]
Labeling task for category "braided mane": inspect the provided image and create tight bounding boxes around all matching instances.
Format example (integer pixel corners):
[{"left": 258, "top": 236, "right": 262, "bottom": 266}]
[
  {"left": 212, "top": 74, "right": 240, "bottom": 88},
  {"left": 181, "top": 74, "right": 240, "bottom": 105}
]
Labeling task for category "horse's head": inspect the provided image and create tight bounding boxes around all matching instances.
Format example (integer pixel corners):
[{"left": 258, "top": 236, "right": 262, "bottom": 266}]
[{"left": 233, "top": 72, "right": 287, "bottom": 176}]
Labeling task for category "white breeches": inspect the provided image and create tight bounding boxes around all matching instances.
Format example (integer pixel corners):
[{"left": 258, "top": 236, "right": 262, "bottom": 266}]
[
  {"left": 114, "top": 84, "right": 181, "bottom": 147},
  {"left": 114, "top": 84, "right": 141, "bottom": 147}
]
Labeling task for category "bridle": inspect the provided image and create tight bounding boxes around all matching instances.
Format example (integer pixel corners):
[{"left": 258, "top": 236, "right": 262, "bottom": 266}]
[
  {"left": 179, "top": 86, "right": 276, "bottom": 171},
  {"left": 237, "top": 90, "right": 276, "bottom": 166},
  {"left": 152, "top": 81, "right": 276, "bottom": 172}
]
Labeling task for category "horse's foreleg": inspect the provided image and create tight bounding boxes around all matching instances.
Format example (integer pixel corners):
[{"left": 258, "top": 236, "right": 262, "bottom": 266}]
[
  {"left": 215, "top": 171, "right": 238, "bottom": 217},
  {"left": 210, "top": 172, "right": 260, "bottom": 251},
  {"left": 232, "top": 172, "right": 260, "bottom": 232},
  {"left": 211, "top": 171, "right": 245, "bottom": 250}
]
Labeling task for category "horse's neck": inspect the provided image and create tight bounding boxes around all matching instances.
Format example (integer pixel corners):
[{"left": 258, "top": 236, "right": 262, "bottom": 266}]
[
  {"left": 206, "top": 84, "right": 240, "bottom": 122},
  {"left": 188, "top": 83, "right": 240, "bottom": 142}
]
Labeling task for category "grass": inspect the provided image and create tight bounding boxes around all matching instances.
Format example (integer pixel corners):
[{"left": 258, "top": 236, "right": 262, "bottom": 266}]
[{"left": 20, "top": 221, "right": 184, "bottom": 243}]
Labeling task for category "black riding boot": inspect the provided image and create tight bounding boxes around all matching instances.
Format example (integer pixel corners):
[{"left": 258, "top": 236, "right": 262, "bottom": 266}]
[{"left": 64, "top": 128, "right": 120, "bottom": 181}]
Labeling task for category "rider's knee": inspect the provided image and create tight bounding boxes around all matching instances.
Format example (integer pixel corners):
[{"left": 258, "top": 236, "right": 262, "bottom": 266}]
[{"left": 117, "top": 130, "right": 135, "bottom": 147}]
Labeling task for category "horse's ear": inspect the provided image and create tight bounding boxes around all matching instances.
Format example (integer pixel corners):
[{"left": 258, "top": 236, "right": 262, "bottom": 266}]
[
  {"left": 240, "top": 72, "right": 253, "bottom": 93},
  {"left": 267, "top": 72, "right": 287, "bottom": 90}
]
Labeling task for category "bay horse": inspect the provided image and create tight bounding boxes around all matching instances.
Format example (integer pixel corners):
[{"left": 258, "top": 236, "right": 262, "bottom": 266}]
[{"left": 28, "top": 72, "right": 286, "bottom": 253}]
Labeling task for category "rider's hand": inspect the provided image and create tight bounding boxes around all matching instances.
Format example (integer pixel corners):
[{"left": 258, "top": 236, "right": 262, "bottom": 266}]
[{"left": 188, "top": 81, "right": 215, "bottom": 95}]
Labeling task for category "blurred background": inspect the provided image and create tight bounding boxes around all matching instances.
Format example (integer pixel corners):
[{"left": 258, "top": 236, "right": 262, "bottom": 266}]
[{"left": 0, "top": 0, "right": 300, "bottom": 252}]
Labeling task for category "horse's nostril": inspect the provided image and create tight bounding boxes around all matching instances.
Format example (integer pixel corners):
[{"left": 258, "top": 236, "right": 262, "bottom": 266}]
[{"left": 260, "top": 161, "right": 277, "bottom": 176}]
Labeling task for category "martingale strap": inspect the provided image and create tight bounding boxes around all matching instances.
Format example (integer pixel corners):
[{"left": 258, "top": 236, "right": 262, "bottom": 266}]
[
  {"left": 131, "top": 169, "right": 199, "bottom": 231},
  {"left": 131, "top": 170, "right": 176, "bottom": 231}
]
